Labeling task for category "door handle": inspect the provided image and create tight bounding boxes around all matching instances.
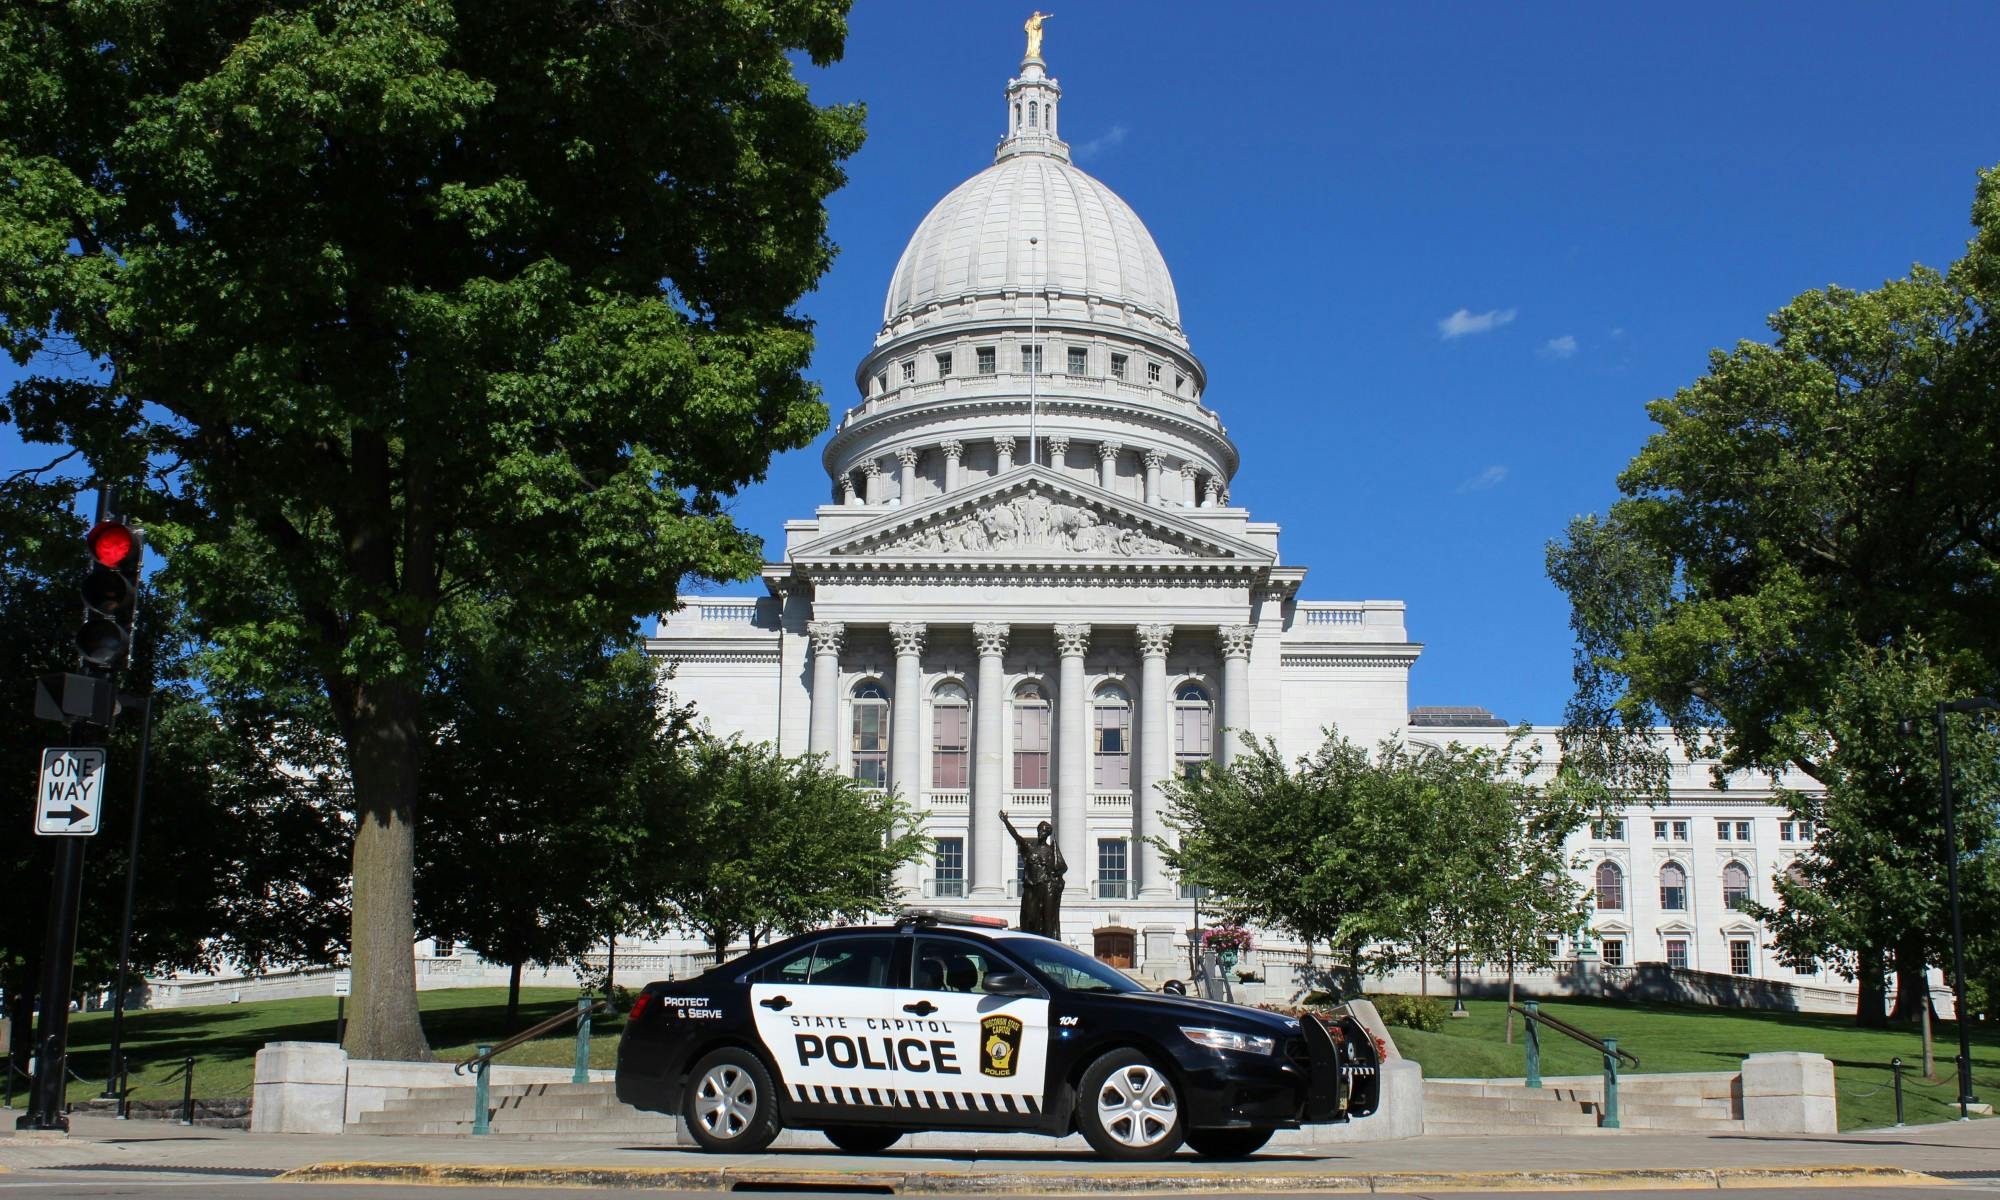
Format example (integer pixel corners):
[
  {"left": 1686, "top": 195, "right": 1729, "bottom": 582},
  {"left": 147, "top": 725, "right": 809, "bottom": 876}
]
[
  {"left": 903, "top": 1000, "right": 938, "bottom": 1016},
  {"left": 760, "top": 995, "right": 792, "bottom": 1011}
]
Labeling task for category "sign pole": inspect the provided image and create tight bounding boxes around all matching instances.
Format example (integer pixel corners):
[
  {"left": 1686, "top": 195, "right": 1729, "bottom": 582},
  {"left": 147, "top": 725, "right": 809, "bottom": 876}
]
[
  {"left": 17, "top": 832, "right": 87, "bottom": 1131},
  {"left": 102, "top": 693, "right": 154, "bottom": 1098}
]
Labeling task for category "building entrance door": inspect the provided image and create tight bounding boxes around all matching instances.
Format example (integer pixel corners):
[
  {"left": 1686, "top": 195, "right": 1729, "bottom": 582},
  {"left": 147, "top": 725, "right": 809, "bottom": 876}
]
[{"left": 1092, "top": 928, "right": 1135, "bottom": 968}]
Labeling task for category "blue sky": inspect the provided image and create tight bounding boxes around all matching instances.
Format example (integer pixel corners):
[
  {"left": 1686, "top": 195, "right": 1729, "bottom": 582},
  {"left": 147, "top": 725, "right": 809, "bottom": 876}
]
[{"left": 6, "top": 2, "right": 1995, "bottom": 724}]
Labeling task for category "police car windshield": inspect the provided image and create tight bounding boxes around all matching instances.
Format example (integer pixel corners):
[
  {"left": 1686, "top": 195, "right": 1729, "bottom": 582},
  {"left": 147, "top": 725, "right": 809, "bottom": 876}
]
[{"left": 1004, "top": 938, "right": 1144, "bottom": 993}]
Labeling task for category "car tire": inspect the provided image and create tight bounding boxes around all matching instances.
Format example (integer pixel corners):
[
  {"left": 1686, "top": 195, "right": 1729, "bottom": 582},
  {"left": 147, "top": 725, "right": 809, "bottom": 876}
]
[
  {"left": 682, "top": 1047, "right": 781, "bottom": 1153},
  {"left": 1184, "top": 1127, "right": 1273, "bottom": 1159},
  {"left": 823, "top": 1125, "right": 903, "bottom": 1154},
  {"left": 1076, "top": 1047, "right": 1184, "bottom": 1160}
]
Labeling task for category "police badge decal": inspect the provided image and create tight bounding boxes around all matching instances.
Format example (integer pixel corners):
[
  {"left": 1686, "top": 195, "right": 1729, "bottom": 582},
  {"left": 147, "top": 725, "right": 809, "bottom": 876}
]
[{"left": 980, "top": 1014, "right": 1023, "bottom": 1078}]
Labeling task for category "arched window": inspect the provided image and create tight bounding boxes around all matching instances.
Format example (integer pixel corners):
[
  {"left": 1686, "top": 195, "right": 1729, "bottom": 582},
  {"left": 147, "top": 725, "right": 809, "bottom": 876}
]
[
  {"left": 1012, "top": 681, "right": 1050, "bottom": 789},
  {"left": 931, "top": 681, "right": 970, "bottom": 790},
  {"left": 1722, "top": 861, "right": 1751, "bottom": 910},
  {"left": 1093, "top": 682, "right": 1131, "bottom": 790},
  {"left": 1013, "top": 101, "right": 1021, "bottom": 131},
  {"left": 1028, "top": 100, "right": 1038, "bottom": 128},
  {"left": 851, "top": 680, "right": 888, "bottom": 789},
  {"left": 1174, "top": 682, "right": 1212, "bottom": 777},
  {"left": 1659, "top": 862, "right": 1688, "bottom": 911},
  {"left": 1595, "top": 861, "right": 1624, "bottom": 911}
]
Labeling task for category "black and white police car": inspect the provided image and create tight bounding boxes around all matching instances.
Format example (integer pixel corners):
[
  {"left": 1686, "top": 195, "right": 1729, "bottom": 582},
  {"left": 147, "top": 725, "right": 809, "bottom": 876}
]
[{"left": 615, "top": 910, "right": 1381, "bottom": 1160}]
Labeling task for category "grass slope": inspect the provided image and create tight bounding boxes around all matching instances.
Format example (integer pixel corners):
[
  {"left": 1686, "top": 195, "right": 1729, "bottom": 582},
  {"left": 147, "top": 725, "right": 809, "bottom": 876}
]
[
  {"left": 19, "top": 987, "right": 625, "bottom": 1107},
  {"left": 1388, "top": 996, "right": 1998, "bottom": 1131}
]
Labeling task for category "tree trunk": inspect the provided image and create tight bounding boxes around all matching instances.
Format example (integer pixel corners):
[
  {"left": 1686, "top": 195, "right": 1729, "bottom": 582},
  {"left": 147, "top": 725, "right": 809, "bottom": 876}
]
[
  {"left": 1505, "top": 948, "right": 1517, "bottom": 1045},
  {"left": 337, "top": 679, "right": 432, "bottom": 1061},
  {"left": 507, "top": 962, "right": 522, "bottom": 1026},
  {"left": 1921, "top": 991, "right": 1936, "bottom": 1081},
  {"left": 605, "top": 933, "right": 617, "bottom": 999},
  {"left": 1856, "top": 944, "right": 1889, "bottom": 1028},
  {"left": 1888, "top": 935, "right": 1928, "bottom": 1024}
]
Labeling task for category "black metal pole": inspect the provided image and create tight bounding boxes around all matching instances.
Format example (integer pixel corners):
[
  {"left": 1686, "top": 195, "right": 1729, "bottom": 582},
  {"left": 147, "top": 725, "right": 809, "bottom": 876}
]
[
  {"left": 1935, "top": 704, "right": 1977, "bottom": 1121},
  {"left": 102, "top": 693, "right": 154, "bottom": 1097},
  {"left": 1891, "top": 1056, "right": 1905, "bottom": 1126},
  {"left": 16, "top": 836, "right": 87, "bottom": 1131}
]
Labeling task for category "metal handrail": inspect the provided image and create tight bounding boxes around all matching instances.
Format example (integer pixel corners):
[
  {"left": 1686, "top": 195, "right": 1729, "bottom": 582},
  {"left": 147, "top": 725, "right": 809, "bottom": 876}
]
[
  {"left": 453, "top": 999, "right": 610, "bottom": 1076},
  {"left": 1508, "top": 1003, "right": 1639, "bottom": 1069}
]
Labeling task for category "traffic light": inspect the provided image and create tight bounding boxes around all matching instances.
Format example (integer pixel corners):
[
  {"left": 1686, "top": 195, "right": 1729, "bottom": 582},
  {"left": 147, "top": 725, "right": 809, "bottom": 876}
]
[{"left": 78, "top": 517, "right": 143, "bottom": 671}]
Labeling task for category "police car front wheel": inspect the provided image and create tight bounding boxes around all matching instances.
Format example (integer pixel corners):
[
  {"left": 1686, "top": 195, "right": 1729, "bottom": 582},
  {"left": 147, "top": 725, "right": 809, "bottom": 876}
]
[
  {"left": 1076, "top": 1048, "right": 1184, "bottom": 1160},
  {"left": 684, "top": 1048, "right": 781, "bottom": 1152}
]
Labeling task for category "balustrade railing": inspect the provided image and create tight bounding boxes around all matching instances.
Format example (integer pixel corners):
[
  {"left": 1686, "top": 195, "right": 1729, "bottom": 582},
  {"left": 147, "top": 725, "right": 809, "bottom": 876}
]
[
  {"left": 1007, "top": 791, "right": 1052, "bottom": 811},
  {"left": 926, "top": 790, "right": 970, "bottom": 811},
  {"left": 1089, "top": 792, "right": 1132, "bottom": 810},
  {"left": 691, "top": 602, "right": 758, "bottom": 623}
]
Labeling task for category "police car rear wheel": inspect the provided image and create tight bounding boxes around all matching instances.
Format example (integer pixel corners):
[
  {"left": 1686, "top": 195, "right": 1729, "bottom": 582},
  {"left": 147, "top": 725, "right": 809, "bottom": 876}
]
[
  {"left": 1077, "top": 1048, "right": 1183, "bottom": 1160},
  {"left": 823, "top": 1125, "right": 903, "bottom": 1154},
  {"left": 684, "top": 1048, "right": 780, "bottom": 1152},
  {"left": 1184, "top": 1127, "right": 1273, "bottom": 1159}
]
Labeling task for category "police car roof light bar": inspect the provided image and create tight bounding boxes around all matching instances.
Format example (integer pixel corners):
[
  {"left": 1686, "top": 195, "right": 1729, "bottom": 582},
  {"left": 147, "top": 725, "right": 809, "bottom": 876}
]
[{"left": 895, "top": 908, "right": 1010, "bottom": 929}]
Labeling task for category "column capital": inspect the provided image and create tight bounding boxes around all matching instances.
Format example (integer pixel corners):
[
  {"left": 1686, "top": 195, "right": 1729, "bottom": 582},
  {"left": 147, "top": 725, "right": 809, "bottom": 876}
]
[
  {"left": 836, "top": 475, "right": 855, "bottom": 500},
  {"left": 993, "top": 434, "right": 1017, "bottom": 455},
  {"left": 1218, "top": 624, "right": 1254, "bottom": 660},
  {"left": 1143, "top": 449, "right": 1166, "bottom": 470},
  {"left": 890, "top": 621, "right": 927, "bottom": 657},
  {"left": 896, "top": 446, "right": 920, "bottom": 469},
  {"left": 1047, "top": 434, "right": 1070, "bottom": 458},
  {"left": 1098, "top": 440, "right": 1123, "bottom": 462},
  {"left": 1204, "top": 476, "right": 1223, "bottom": 504},
  {"left": 940, "top": 439, "right": 964, "bottom": 460},
  {"left": 973, "top": 622, "right": 1011, "bottom": 657},
  {"left": 808, "top": 620, "right": 846, "bottom": 656},
  {"left": 1054, "top": 622, "right": 1092, "bottom": 658},
  {"left": 1178, "top": 462, "right": 1199, "bottom": 481},
  {"left": 861, "top": 461, "right": 882, "bottom": 478},
  {"left": 1137, "top": 623, "right": 1173, "bottom": 659}
]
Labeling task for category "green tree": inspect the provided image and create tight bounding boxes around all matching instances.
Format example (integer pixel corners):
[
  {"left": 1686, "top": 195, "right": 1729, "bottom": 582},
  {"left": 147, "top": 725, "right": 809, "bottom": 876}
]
[
  {"left": 650, "top": 737, "right": 926, "bottom": 955},
  {"left": 416, "top": 624, "right": 687, "bottom": 1024},
  {"left": 1546, "top": 164, "right": 2000, "bottom": 1025},
  {"left": 1, "top": 2, "right": 863, "bottom": 1058}
]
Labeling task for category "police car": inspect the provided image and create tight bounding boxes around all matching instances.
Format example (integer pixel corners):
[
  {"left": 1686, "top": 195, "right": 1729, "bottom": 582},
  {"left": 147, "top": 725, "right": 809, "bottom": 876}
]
[{"left": 615, "top": 911, "right": 1381, "bottom": 1160}]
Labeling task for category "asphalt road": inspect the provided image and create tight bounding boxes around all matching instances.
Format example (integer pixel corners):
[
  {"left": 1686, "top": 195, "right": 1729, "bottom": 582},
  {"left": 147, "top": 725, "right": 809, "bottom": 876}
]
[{"left": 3, "top": 1172, "right": 2000, "bottom": 1200}]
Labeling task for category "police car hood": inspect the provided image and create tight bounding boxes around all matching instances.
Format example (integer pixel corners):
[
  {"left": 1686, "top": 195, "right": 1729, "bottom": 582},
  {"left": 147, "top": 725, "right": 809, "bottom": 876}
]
[{"left": 1104, "top": 990, "right": 1297, "bottom": 1033}]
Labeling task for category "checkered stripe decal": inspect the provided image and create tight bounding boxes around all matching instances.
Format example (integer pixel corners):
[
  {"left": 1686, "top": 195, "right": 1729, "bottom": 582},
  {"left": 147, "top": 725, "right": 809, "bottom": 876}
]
[{"left": 794, "top": 1083, "right": 1040, "bottom": 1115}]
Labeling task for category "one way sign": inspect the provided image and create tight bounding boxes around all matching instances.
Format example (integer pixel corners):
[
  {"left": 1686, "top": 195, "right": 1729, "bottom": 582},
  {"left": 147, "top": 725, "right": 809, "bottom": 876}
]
[{"left": 36, "top": 747, "right": 107, "bottom": 837}]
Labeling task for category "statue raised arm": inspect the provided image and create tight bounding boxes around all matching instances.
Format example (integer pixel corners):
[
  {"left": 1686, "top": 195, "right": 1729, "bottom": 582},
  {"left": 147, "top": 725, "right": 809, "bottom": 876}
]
[{"left": 1024, "top": 11, "right": 1053, "bottom": 59}]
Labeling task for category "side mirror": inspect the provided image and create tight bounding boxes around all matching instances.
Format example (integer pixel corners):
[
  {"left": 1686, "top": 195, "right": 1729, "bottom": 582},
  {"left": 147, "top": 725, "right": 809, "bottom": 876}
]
[
  {"left": 982, "top": 971, "right": 1037, "bottom": 996},
  {"left": 1161, "top": 979, "right": 1188, "bottom": 996}
]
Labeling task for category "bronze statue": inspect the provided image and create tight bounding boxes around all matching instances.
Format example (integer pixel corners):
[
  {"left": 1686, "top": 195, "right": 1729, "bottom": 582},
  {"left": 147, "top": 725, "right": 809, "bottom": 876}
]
[
  {"left": 1001, "top": 814, "right": 1066, "bottom": 937},
  {"left": 1023, "top": 11, "right": 1053, "bottom": 60}
]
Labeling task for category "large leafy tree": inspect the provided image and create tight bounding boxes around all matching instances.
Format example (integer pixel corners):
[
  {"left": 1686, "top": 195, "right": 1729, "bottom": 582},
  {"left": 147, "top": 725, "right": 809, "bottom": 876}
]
[
  {"left": 0, "top": 2, "right": 863, "bottom": 1058},
  {"left": 650, "top": 736, "right": 927, "bottom": 955},
  {"left": 1547, "top": 165, "right": 2000, "bottom": 1024}
]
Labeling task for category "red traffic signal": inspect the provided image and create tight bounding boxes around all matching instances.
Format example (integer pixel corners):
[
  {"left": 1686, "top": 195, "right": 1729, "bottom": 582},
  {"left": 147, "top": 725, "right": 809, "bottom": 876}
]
[
  {"left": 78, "top": 519, "right": 144, "bottom": 670},
  {"left": 87, "top": 520, "right": 139, "bottom": 569}
]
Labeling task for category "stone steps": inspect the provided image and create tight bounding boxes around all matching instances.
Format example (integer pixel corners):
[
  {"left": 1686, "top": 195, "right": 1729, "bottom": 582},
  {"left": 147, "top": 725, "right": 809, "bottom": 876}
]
[
  {"left": 1424, "top": 1077, "right": 1742, "bottom": 1136},
  {"left": 351, "top": 1079, "right": 680, "bottom": 1139}
]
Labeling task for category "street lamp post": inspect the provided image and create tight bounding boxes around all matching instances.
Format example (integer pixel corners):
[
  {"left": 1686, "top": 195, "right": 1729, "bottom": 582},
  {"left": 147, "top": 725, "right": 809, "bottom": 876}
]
[{"left": 1903, "top": 696, "right": 1997, "bottom": 1122}]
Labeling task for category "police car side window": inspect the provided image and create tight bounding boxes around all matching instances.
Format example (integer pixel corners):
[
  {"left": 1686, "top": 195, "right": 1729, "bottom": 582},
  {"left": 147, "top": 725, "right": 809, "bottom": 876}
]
[
  {"left": 807, "top": 936, "right": 899, "bottom": 988},
  {"left": 757, "top": 944, "right": 818, "bottom": 985},
  {"left": 910, "top": 937, "right": 1018, "bottom": 993}
]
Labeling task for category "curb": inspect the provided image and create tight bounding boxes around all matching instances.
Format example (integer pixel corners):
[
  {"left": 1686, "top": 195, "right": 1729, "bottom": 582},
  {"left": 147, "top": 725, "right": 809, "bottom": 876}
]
[{"left": 275, "top": 1161, "right": 1948, "bottom": 1193}]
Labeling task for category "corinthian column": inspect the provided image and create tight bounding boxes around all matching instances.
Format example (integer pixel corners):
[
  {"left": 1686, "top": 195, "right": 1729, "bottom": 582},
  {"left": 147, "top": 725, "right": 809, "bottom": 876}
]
[
  {"left": 1143, "top": 451, "right": 1164, "bottom": 505},
  {"left": 1218, "top": 625, "right": 1254, "bottom": 766},
  {"left": 972, "top": 622, "right": 1010, "bottom": 898},
  {"left": 807, "top": 621, "right": 845, "bottom": 756},
  {"left": 994, "top": 435, "right": 1016, "bottom": 473},
  {"left": 1097, "top": 441, "right": 1122, "bottom": 490},
  {"left": 1136, "top": 624, "right": 1173, "bottom": 899},
  {"left": 896, "top": 448, "right": 920, "bottom": 505},
  {"left": 1054, "top": 623, "right": 1091, "bottom": 896},
  {"left": 890, "top": 623, "right": 926, "bottom": 803},
  {"left": 941, "top": 440, "right": 964, "bottom": 494}
]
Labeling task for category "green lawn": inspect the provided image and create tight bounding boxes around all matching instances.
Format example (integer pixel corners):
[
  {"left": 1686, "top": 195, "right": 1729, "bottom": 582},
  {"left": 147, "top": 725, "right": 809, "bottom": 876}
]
[
  {"left": 22, "top": 987, "right": 623, "bottom": 1107},
  {"left": 1386, "top": 996, "right": 1998, "bottom": 1131}
]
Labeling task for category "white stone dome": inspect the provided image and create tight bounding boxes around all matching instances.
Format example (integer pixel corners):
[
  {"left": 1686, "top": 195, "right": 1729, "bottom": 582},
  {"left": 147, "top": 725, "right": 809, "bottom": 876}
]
[{"left": 881, "top": 153, "right": 1182, "bottom": 338}]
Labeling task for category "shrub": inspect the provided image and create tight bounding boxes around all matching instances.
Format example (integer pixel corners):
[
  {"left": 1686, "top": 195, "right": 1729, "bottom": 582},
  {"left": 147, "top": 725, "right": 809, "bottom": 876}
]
[{"left": 1367, "top": 993, "right": 1447, "bottom": 1033}]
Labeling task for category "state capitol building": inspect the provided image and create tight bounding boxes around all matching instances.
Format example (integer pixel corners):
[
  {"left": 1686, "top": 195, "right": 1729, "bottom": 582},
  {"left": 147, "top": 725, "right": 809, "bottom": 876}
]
[{"left": 645, "top": 40, "right": 1840, "bottom": 1001}]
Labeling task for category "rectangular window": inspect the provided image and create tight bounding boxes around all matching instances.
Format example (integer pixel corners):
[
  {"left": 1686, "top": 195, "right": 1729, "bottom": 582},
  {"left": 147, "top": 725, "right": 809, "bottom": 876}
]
[
  {"left": 1110, "top": 353, "right": 1128, "bottom": 380},
  {"left": 1661, "top": 879, "right": 1687, "bottom": 911},
  {"left": 1780, "top": 821, "right": 1794, "bottom": 842},
  {"left": 1601, "top": 938, "right": 1624, "bottom": 966},
  {"left": 1730, "top": 939, "right": 1752, "bottom": 976},
  {"left": 874, "top": 372, "right": 887, "bottom": 395},
  {"left": 1716, "top": 819, "right": 1732, "bottom": 841},
  {"left": 1735, "top": 820, "right": 1752, "bottom": 842},
  {"left": 851, "top": 703, "right": 888, "bottom": 789},
  {"left": 900, "top": 359, "right": 916, "bottom": 383},
  {"left": 1097, "top": 838, "right": 1128, "bottom": 899},
  {"left": 1174, "top": 373, "right": 1185, "bottom": 393},
  {"left": 1592, "top": 819, "right": 1626, "bottom": 840},
  {"left": 935, "top": 351, "right": 953, "bottom": 378},
  {"left": 932, "top": 703, "right": 970, "bottom": 789},
  {"left": 1067, "top": 346, "right": 1087, "bottom": 375},
  {"left": 1654, "top": 820, "right": 1668, "bottom": 840},
  {"left": 1545, "top": 937, "right": 1562, "bottom": 960},
  {"left": 1672, "top": 820, "right": 1689, "bottom": 841},
  {"left": 1179, "top": 880, "right": 1202, "bottom": 900},
  {"left": 1666, "top": 939, "right": 1689, "bottom": 970},
  {"left": 434, "top": 938, "right": 455, "bottom": 958},
  {"left": 1174, "top": 704, "right": 1212, "bottom": 775},
  {"left": 1021, "top": 344, "right": 1043, "bottom": 374},
  {"left": 933, "top": 837, "right": 964, "bottom": 898},
  {"left": 1013, "top": 702, "right": 1051, "bottom": 789},
  {"left": 976, "top": 346, "right": 997, "bottom": 375},
  {"left": 1094, "top": 705, "right": 1131, "bottom": 789},
  {"left": 1147, "top": 361, "right": 1162, "bottom": 383}
]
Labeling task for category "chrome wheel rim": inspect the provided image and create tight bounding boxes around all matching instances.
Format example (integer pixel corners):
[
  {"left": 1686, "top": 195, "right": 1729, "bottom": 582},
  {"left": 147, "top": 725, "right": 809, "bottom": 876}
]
[
  {"left": 1095, "top": 1063, "right": 1177, "bottom": 1149},
  {"left": 694, "top": 1064, "right": 758, "bottom": 1140}
]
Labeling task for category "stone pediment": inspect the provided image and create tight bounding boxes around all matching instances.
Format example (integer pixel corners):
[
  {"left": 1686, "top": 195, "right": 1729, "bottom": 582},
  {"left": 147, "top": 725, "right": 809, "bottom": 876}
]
[{"left": 792, "top": 469, "right": 1269, "bottom": 565}]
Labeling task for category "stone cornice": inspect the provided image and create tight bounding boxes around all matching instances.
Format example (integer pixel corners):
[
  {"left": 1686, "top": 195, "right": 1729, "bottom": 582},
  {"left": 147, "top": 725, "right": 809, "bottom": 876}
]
[
  {"left": 825, "top": 393, "right": 1239, "bottom": 479},
  {"left": 1279, "top": 646, "right": 1424, "bottom": 669},
  {"left": 790, "top": 561, "right": 1266, "bottom": 587}
]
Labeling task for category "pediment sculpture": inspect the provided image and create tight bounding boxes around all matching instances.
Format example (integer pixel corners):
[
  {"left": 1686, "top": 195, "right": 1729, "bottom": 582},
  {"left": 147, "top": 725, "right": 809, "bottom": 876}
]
[{"left": 872, "top": 492, "right": 1191, "bottom": 558}]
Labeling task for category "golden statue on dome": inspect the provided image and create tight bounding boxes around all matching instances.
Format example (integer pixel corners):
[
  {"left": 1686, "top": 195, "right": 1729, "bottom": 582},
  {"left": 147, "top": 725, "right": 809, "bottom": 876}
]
[{"left": 1024, "top": 11, "right": 1053, "bottom": 59}]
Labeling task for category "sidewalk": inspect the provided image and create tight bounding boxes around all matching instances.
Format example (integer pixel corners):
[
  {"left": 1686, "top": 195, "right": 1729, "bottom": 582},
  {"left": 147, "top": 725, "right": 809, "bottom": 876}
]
[{"left": 3, "top": 1111, "right": 1993, "bottom": 1192}]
